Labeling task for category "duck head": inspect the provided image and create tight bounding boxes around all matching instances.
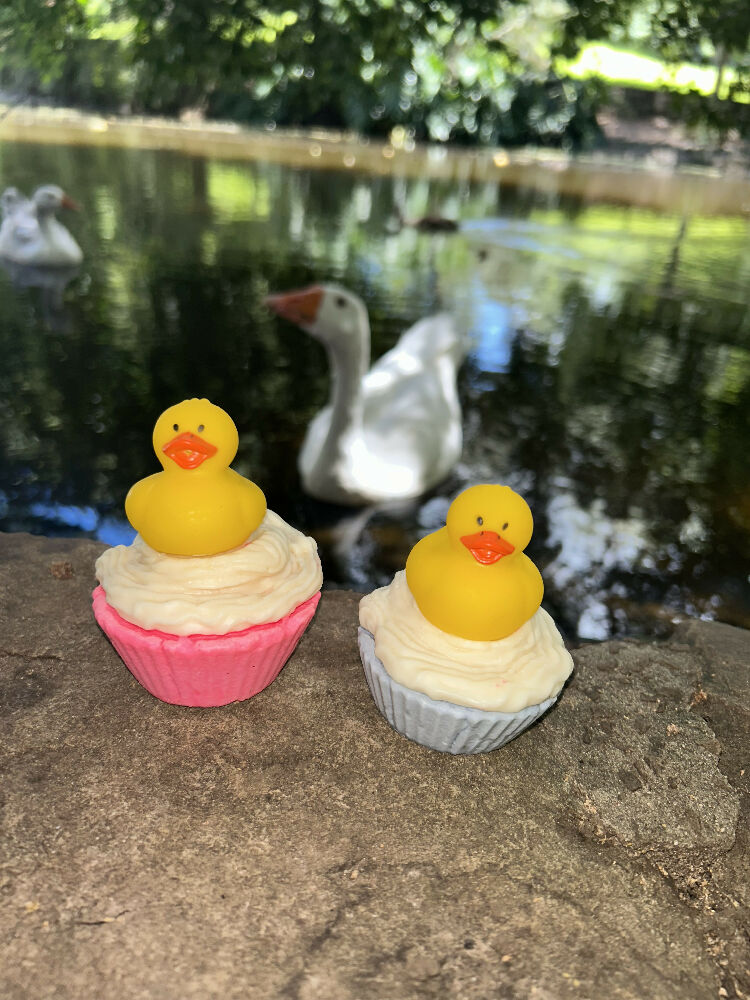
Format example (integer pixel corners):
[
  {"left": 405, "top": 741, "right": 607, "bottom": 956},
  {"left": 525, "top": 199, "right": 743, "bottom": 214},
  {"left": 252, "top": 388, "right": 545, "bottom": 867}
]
[
  {"left": 32, "top": 185, "right": 80, "bottom": 216},
  {"left": 446, "top": 484, "right": 533, "bottom": 566},
  {"left": 265, "top": 283, "right": 368, "bottom": 349},
  {"left": 153, "top": 398, "right": 238, "bottom": 476}
]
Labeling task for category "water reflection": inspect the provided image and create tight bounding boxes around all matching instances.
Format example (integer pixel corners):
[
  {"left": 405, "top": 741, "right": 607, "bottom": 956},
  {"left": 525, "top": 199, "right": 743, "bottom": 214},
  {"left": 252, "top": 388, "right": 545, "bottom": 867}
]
[
  {"left": 0, "top": 259, "right": 79, "bottom": 332},
  {"left": 544, "top": 484, "right": 650, "bottom": 640},
  {"left": 0, "top": 139, "right": 748, "bottom": 640}
]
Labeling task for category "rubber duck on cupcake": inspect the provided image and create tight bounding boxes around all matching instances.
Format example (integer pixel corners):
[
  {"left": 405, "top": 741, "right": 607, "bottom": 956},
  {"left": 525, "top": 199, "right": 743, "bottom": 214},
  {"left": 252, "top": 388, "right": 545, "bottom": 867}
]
[
  {"left": 125, "top": 398, "right": 267, "bottom": 556},
  {"left": 93, "top": 398, "right": 322, "bottom": 707},
  {"left": 358, "top": 484, "right": 573, "bottom": 753}
]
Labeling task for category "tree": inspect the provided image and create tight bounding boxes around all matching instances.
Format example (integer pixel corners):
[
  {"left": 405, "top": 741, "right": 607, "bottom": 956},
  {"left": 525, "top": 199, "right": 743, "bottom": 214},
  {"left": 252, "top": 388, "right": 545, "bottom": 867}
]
[
  {"left": 119, "top": 0, "right": 605, "bottom": 146},
  {"left": 650, "top": 0, "right": 750, "bottom": 100},
  {"left": 0, "top": 0, "right": 88, "bottom": 81},
  {"left": 123, "top": 1, "right": 507, "bottom": 118},
  {"left": 0, "top": 0, "right": 130, "bottom": 107},
  {"left": 562, "top": 0, "right": 750, "bottom": 102}
]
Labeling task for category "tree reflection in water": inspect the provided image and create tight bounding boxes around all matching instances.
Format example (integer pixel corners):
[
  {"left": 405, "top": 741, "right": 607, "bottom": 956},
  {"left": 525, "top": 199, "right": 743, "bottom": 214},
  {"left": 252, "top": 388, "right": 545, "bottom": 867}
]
[{"left": 0, "top": 139, "right": 748, "bottom": 640}]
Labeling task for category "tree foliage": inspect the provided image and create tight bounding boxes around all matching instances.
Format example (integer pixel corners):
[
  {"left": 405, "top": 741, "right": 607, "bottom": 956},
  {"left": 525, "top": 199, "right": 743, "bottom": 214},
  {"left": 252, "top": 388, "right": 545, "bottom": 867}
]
[
  {"left": 563, "top": 0, "right": 750, "bottom": 100},
  {"left": 0, "top": 0, "right": 605, "bottom": 146},
  {"left": 0, "top": 0, "right": 87, "bottom": 81},
  {"left": 650, "top": 0, "right": 750, "bottom": 64},
  {"left": 1, "top": 0, "right": 749, "bottom": 145}
]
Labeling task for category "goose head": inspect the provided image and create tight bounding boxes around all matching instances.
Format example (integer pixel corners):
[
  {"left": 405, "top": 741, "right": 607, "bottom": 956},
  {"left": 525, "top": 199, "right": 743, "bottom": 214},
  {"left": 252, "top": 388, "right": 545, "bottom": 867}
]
[
  {"left": 266, "top": 283, "right": 369, "bottom": 353},
  {"left": 1, "top": 187, "right": 26, "bottom": 219},
  {"left": 32, "top": 185, "right": 80, "bottom": 217}
]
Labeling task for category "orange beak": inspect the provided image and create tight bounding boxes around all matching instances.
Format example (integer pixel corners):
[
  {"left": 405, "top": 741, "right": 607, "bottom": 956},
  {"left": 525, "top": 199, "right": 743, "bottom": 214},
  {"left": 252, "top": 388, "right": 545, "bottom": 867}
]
[
  {"left": 265, "top": 286, "right": 323, "bottom": 326},
  {"left": 162, "top": 432, "right": 218, "bottom": 470},
  {"left": 460, "top": 531, "right": 515, "bottom": 565},
  {"left": 61, "top": 193, "right": 81, "bottom": 212}
]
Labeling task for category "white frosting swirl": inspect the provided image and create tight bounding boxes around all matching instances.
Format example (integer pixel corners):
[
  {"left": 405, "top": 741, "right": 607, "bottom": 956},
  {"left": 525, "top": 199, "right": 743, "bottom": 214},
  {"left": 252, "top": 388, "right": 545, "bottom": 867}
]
[
  {"left": 359, "top": 571, "right": 573, "bottom": 712},
  {"left": 96, "top": 510, "right": 322, "bottom": 636}
]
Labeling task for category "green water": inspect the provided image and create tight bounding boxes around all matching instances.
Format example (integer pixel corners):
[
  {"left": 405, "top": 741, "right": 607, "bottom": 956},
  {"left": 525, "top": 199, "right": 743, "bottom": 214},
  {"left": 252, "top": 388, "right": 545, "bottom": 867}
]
[{"left": 1, "top": 138, "right": 749, "bottom": 641}]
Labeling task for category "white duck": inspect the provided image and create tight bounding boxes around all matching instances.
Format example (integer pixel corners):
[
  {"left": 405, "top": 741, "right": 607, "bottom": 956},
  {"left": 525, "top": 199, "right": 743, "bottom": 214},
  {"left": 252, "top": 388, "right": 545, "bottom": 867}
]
[
  {"left": 266, "top": 283, "right": 469, "bottom": 506},
  {"left": 0, "top": 185, "right": 82, "bottom": 266}
]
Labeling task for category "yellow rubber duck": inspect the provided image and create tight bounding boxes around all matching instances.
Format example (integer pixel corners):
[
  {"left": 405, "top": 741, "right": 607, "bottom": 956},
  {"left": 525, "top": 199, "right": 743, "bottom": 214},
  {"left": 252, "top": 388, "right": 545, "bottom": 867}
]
[
  {"left": 125, "top": 398, "right": 267, "bottom": 556},
  {"left": 405, "top": 484, "right": 543, "bottom": 641}
]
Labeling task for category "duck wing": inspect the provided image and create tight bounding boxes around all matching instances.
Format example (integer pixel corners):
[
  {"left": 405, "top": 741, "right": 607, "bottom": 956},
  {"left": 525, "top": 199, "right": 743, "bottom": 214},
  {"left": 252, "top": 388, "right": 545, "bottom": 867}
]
[{"left": 124, "top": 473, "right": 160, "bottom": 535}]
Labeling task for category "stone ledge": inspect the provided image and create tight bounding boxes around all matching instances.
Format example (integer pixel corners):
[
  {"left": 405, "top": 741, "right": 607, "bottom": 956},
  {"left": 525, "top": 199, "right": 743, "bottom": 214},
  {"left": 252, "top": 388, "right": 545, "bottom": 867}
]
[{"left": 1, "top": 533, "right": 748, "bottom": 1000}]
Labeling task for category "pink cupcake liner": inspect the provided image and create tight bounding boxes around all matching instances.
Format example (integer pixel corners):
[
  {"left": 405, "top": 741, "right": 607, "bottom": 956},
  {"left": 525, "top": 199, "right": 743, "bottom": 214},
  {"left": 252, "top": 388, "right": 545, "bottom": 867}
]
[{"left": 92, "top": 585, "right": 320, "bottom": 707}]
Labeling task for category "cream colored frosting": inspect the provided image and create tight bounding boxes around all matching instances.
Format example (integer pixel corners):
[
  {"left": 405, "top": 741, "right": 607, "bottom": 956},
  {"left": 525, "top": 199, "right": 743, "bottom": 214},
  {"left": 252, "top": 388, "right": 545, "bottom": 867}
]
[
  {"left": 96, "top": 510, "right": 322, "bottom": 636},
  {"left": 359, "top": 571, "right": 573, "bottom": 712}
]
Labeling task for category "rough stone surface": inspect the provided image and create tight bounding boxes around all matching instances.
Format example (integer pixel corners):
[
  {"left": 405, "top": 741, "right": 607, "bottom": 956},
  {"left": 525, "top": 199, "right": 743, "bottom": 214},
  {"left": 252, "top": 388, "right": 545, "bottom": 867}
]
[{"left": 1, "top": 533, "right": 748, "bottom": 1000}]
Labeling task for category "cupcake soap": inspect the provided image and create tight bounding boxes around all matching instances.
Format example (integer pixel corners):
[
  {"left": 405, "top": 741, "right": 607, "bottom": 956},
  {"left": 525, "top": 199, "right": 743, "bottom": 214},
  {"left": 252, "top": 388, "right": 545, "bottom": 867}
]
[
  {"left": 358, "top": 484, "right": 573, "bottom": 753},
  {"left": 93, "top": 398, "right": 322, "bottom": 706}
]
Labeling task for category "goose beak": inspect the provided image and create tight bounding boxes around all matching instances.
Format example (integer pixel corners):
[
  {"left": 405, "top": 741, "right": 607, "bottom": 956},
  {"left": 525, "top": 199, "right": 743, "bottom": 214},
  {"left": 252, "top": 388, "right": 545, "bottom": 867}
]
[
  {"left": 265, "top": 286, "right": 323, "bottom": 326},
  {"left": 61, "top": 194, "right": 81, "bottom": 212}
]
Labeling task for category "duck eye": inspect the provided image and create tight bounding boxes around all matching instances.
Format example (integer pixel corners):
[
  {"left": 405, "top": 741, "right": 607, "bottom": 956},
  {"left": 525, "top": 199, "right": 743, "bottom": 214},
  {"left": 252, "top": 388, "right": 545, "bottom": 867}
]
[
  {"left": 478, "top": 249, "right": 488, "bottom": 261},
  {"left": 476, "top": 516, "right": 483, "bottom": 526},
  {"left": 197, "top": 424, "right": 205, "bottom": 433},
  {"left": 173, "top": 423, "right": 179, "bottom": 431},
  {"left": 335, "top": 296, "right": 347, "bottom": 308},
  {"left": 502, "top": 522, "right": 509, "bottom": 531}
]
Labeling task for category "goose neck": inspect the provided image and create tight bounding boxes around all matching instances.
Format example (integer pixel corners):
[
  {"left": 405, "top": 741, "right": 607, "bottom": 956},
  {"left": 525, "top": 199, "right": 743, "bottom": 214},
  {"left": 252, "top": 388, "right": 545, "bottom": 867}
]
[{"left": 325, "top": 337, "right": 366, "bottom": 430}]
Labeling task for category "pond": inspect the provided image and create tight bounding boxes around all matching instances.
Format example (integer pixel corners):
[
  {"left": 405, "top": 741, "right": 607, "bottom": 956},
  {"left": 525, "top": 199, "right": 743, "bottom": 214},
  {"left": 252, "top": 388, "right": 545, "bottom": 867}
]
[{"left": 1, "top": 134, "right": 749, "bottom": 642}]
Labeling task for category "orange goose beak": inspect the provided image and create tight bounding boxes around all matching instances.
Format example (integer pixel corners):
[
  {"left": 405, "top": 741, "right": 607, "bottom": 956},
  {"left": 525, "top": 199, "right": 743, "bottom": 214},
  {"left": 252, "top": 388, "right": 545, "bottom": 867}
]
[{"left": 265, "top": 286, "right": 324, "bottom": 326}]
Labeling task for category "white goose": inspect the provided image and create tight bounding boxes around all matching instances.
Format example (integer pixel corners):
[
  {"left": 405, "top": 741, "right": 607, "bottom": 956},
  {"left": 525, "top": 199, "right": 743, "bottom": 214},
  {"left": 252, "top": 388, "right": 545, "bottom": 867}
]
[
  {"left": 266, "top": 283, "right": 469, "bottom": 506},
  {"left": 0, "top": 185, "right": 82, "bottom": 267}
]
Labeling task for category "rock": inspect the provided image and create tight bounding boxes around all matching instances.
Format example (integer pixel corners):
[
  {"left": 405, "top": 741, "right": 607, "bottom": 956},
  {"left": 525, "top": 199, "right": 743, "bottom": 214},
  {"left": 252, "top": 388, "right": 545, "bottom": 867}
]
[{"left": 0, "top": 533, "right": 748, "bottom": 1000}]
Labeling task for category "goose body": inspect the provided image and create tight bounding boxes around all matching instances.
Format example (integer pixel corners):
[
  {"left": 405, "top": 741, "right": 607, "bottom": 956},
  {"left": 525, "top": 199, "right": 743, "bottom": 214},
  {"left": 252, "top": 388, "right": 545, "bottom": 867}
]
[
  {"left": 0, "top": 185, "right": 82, "bottom": 267},
  {"left": 266, "top": 284, "right": 468, "bottom": 506}
]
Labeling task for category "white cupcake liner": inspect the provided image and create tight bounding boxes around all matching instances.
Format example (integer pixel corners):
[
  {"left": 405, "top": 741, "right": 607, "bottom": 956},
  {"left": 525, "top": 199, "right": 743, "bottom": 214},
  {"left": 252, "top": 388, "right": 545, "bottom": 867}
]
[{"left": 358, "top": 627, "right": 557, "bottom": 754}]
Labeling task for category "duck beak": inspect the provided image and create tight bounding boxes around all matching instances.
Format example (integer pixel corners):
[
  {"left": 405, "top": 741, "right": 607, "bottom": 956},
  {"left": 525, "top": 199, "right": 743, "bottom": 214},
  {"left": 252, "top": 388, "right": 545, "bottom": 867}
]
[
  {"left": 60, "top": 194, "right": 81, "bottom": 212},
  {"left": 460, "top": 531, "right": 515, "bottom": 565},
  {"left": 265, "top": 286, "right": 323, "bottom": 327},
  {"left": 163, "top": 432, "right": 218, "bottom": 470}
]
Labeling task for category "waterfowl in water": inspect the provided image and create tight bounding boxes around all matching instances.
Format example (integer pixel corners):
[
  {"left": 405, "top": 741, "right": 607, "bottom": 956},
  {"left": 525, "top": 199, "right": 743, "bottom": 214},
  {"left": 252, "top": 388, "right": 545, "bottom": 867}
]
[
  {"left": 265, "top": 283, "right": 468, "bottom": 506},
  {"left": 391, "top": 205, "right": 460, "bottom": 233},
  {"left": 0, "top": 185, "right": 83, "bottom": 267},
  {"left": 125, "top": 398, "right": 267, "bottom": 556},
  {"left": 405, "top": 484, "right": 544, "bottom": 640}
]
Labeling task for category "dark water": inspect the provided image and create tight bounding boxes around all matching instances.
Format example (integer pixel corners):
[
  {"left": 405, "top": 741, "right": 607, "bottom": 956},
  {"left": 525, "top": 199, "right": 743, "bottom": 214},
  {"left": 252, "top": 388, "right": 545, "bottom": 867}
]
[{"left": 1, "top": 138, "right": 749, "bottom": 641}]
